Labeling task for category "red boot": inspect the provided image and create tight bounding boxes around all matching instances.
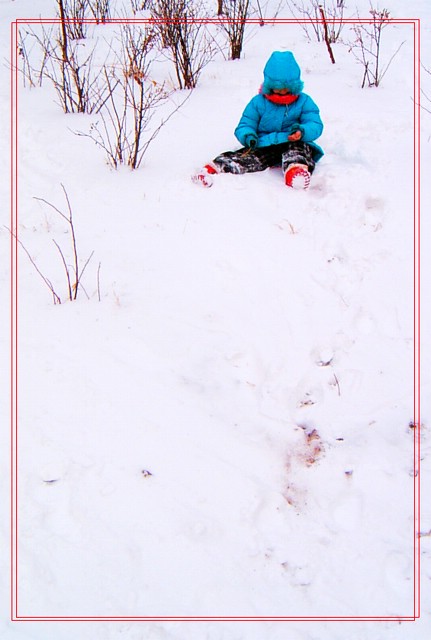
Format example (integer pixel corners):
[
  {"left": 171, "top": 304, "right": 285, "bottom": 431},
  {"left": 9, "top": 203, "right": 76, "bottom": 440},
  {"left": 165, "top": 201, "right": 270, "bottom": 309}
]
[
  {"left": 191, "top": 163, "right": 218, "bottom": 188},
  {"left": 284, "top": 163, "right": 311, "bottom": 190}
]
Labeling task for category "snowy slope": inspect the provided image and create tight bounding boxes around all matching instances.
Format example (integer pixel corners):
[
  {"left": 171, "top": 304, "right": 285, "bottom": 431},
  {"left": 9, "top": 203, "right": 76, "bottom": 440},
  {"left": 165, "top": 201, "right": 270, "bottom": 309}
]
[{"left": 1, "top": 0, "right": 431, "bottom": 639}]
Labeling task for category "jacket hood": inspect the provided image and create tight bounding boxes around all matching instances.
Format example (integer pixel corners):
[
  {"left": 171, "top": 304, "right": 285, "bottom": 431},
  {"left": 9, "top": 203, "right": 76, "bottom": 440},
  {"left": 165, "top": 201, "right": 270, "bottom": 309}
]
[{"left": 262, "top": 51, "right": 304, "bottom": 95}]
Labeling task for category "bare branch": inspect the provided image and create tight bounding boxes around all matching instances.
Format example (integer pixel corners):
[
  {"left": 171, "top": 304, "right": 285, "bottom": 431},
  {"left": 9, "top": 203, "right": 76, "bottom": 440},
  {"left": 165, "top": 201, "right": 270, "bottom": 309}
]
[
  {"left": 348, "top": 6, "right": 399, "bottom": 88},
  {"left": 6, "top": 226, "right": 62, "bottom": 305},
  {"left": 319, "top": 5, "right": 336, "bottom": 64},
  {"left": 32, "top": 186, "right": 96, "bottom": 302},
  {"left": 52, "top": 238, "right": 73, "bottom": 300},
  {"left": 74, "top": 23, "right": 188, "bottom": 170},
  {"left": 97, "top": 261, "right": 102, "bottom": 301},
  {"left": 151, "top": 0, "right": 218, "bottom": 86},
  {"left": 33, "top": 195, "right": 69, "bottom": 223},
  {"left": 378, "top": 39, "right": 406, "bottom": 85},
  {"left": 60, "top": 183, "right": 79, "bottom": 298},
  {"left": 76, "top": 250, "right": 95, "bottom": 298},
  {"left": 284, "top": 1, "right": 345, "bottom": 44}
]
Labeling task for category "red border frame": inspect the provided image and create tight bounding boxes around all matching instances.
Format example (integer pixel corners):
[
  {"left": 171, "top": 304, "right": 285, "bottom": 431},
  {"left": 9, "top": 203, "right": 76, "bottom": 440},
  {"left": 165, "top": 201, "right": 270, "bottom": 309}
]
[{"left": 10, "top": 15, "right": 421, "bottom": 623}]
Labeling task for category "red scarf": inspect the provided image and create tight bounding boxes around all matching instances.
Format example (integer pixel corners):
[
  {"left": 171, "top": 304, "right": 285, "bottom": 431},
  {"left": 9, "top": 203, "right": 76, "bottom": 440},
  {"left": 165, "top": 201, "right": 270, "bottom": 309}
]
[{"left": 264, "top": 92, "right": 299, "bottom": 105}]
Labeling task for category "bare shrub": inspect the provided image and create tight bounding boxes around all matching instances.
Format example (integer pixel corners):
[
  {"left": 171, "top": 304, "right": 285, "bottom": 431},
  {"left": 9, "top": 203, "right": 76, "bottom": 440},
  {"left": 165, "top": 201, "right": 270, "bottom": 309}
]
[
  {"left": 218, "top": 0, "right": 251, "bottom": 60},
  {"left": 18, "top": 27, "right": 53, "bottom": 88},
  {"left": 150, "top": 0, "right": 217, "bottom": 89},
  {"left": 10, "top": 185, "right": 96, "bottom": 305},
  {"left": 88, "top": 0, "right": 112, "bottom": 22},
  {"left": 284, "top": 0, "right": 345, "bottom": 43},
  {"left": 18, "top": 1, "right": 113, "bottom": 111},
  {"left": 129, "top": 0, "right": 152, "bottom": 13},
  {"left": 34, "top": 185, "right": 96, "bottom": 302},
  {"left": 57, "top": 0, "right": 89, "bottom": 41},
  {"left": 76, "top": 24, "right": 189, "bottom": 169},
  {"left": 18, "top": 18, "right": 112, "bottom": 113},
  {"left": 349, "top": 8, "right": 405, "bottom": 88},
  {"left": 57, "top": 0, "right": 112, "bottom": 30}
]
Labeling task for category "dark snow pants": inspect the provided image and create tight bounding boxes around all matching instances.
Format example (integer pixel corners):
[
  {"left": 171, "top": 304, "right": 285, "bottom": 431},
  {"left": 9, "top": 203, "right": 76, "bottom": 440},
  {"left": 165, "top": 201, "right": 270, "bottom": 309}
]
[{"left": 212, "top": 141, "right": 316, "bottom": 175}]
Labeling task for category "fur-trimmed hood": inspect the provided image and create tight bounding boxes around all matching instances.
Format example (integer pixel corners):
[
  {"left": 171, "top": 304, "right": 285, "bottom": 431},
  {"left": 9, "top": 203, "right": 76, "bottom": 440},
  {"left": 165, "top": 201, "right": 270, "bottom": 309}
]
[{"left": 261, "top": 51, "right": 304, "bottom": 95}]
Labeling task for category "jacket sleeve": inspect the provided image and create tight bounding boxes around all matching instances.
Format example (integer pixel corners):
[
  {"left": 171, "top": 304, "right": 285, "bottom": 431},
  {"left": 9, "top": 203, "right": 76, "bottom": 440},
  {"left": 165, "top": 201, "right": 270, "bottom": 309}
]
[
  {"left": 297, "top": 95, "right": 323, "bottom": 143},
  {"left": 234, "top": 97, "right": 262, "bottom": 147}
]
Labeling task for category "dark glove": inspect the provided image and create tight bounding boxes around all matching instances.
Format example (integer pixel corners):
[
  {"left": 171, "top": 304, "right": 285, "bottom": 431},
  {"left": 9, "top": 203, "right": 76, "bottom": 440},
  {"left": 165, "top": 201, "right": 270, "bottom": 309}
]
[{"left": 245, "top": 134, "right": 258, "bottom": 149}]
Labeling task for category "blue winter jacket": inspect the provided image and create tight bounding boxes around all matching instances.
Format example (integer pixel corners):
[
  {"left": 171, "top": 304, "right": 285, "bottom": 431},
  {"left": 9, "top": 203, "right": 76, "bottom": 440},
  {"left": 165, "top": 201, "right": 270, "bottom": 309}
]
[{"left": 234, "top": 51, "right": 324, "bottom": 161}]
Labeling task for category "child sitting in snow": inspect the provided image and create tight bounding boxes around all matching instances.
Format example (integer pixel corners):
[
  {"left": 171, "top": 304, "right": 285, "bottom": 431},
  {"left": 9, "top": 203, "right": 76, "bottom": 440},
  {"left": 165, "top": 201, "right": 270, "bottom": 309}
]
[{"left": 192, "top": 50, "right": 324, "bottom": 190}]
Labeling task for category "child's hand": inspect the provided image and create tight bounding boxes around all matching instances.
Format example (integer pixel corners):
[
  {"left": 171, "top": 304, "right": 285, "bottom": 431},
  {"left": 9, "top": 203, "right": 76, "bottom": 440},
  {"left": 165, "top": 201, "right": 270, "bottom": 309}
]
[
  {"left": 245, "top": 133, "right": 258, "bottom": 149},
  {"left": 288, "top": 130, "right": 302, "bottom": 141}
]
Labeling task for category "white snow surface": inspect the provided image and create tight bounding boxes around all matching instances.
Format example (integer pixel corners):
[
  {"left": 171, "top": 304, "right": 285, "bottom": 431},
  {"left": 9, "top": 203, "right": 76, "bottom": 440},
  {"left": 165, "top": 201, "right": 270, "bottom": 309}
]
[{"left": 1, "top": 0, "right": 431, "bottom": 638}]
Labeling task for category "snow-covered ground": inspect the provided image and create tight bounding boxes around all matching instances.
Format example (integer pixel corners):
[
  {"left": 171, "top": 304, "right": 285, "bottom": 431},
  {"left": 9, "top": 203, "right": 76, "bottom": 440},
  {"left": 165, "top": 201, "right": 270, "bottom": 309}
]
[{"left": 1, "top": 0, "right": 430, "bottom": 638}]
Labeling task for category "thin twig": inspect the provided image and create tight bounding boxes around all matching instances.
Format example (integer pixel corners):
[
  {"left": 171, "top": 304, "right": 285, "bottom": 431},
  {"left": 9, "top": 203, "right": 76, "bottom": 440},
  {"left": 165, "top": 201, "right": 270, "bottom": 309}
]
[
  {"left": 52, "top": 238, "right": 73, "bottom": 301},
  {"left": 60, "top": 183, "right": 79, "bottom": 299},
  {"left": 34, "top": 186, "right": 80, "bottom": 299},
  {"left": 76, "top": 250, "right": 95, "bottom": 296},
  {"left": 97, "top": 261, "right": 102, "bottom": 301},
  {"left": 378, "top": 40, "right": 405, "bottom": 85},
  {"left": 6, "top": 226, "right": 62, "bottom": 304},
  {"left": 33, "top": 195, "right": 68, "bottom": 222}
]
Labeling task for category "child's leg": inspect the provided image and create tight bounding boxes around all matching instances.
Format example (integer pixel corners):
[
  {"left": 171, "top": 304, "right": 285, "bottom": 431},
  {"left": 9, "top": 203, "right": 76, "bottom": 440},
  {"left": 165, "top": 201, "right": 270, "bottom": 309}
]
[
  {"left": 213, "top": 142, "right": 316, "bottom": 175},
  {"left": 192, "top": 148, "right": 267, "bottom": 187},
  {"left": 211, "top": 147, "right": 267, "bottom": 174},
  {"left": 193, "top": 142, "right": 316, "bottom": 187},
  {"left": 212, "top": 142, "right": 299, "bottom": 174},
  {"left": 281, "top": 142, "right": 316, "bottom": 174},
  {"left": 281, "top": 142, "right": 316, "bottom": 189}
]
